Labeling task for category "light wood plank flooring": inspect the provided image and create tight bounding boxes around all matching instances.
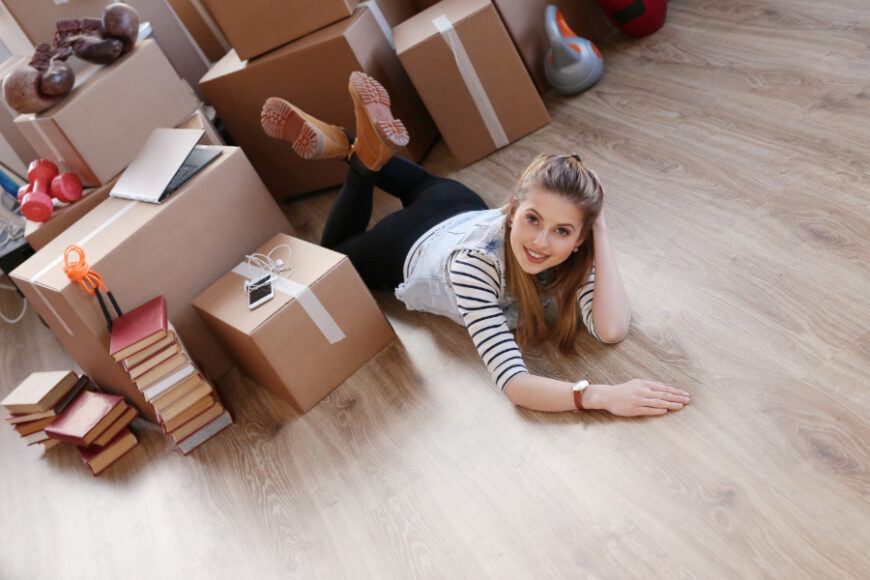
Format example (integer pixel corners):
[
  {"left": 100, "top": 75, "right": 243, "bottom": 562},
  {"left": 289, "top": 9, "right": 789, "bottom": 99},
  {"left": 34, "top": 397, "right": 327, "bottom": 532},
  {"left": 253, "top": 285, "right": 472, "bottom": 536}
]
[{"left": 1, "top": 0, "right": 869, "bottom": 577}]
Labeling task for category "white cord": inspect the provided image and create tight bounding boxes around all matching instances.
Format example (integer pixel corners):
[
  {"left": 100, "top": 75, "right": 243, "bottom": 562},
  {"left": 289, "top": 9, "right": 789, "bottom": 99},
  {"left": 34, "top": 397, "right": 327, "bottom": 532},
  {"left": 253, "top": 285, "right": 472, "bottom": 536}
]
[
  {"left": 243, "top": 244, "right": 293, "bottom": 296},
  {"left": 0, "top": 284, "right": 27, "bottom": 324}
]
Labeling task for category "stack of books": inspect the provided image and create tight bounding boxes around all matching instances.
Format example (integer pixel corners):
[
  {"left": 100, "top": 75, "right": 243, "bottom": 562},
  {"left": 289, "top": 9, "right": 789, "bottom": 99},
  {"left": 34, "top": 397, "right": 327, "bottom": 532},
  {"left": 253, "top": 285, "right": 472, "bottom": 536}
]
[
  {"left": 110, "top": 295, "right": 232, "bottom": 454},
  {"left": 2, "top": 371, "right": 91, "bottom": 450},
  {"left": 45, "top": 390, "right": 139, "bottom": 475}
]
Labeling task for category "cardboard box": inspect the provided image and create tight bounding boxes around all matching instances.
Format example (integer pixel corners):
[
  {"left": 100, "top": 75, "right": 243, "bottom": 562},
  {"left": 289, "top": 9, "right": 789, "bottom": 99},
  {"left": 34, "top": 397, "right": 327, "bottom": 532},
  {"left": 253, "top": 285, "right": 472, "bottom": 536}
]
[
  {"left": 10, "top": 146, "right": 292, "bottom": 421},
  {"left": 394, "top": 0, "right": 550, "bottom": 167},
  {"left": 192, "top": 233, "right": 395, "bottom": 413},
  {"left": 200, "top": 6, "right": 436, "bottom": 199},
  {"left": 14, "top": 39, "right": 199, "bottom": 187},
  {"left": 0, "top": 56, "right": 38, "bottom": 178},
  {"left": 0, "top": 0, "right": 210, "bottom": 100},
  {"left": 178, "top": 108, "right": 225, "bottom": 146},
  {"left": 166, "top": 0, "right": 231, "bottom": 62},
  {"left": 199, "top": 0, "right": 419, "bottom": 61},
  {"left": 24, "top": 180, "right": 117, "bottom": 252}
]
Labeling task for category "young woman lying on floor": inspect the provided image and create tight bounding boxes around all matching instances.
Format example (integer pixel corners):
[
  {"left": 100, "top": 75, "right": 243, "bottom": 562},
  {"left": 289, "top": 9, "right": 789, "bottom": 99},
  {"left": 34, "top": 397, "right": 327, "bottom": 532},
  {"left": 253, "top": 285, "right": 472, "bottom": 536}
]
[{"left": 260, "top": 72, "right": 690, "bottom": 416}]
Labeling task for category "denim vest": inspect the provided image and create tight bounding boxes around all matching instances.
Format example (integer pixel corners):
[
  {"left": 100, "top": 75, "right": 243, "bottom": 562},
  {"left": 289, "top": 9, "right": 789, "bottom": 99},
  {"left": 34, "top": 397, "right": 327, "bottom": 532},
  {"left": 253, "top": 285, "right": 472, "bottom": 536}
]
[{"left": 395, "top": 208, "right": 519, "bottom": 328}]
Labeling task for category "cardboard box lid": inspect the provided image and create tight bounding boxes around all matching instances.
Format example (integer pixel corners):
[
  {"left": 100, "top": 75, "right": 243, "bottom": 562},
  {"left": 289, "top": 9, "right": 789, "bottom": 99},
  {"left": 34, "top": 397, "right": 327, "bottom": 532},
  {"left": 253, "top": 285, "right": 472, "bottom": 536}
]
[
  {"left": 393, "top": 0, "right": 492, "bottom": 52},
  {"left": 193, "top": 234, "right": 345, "bottom": 336},
  {"left": 12, "top": 145, "right": 238, "bottom": 293}
]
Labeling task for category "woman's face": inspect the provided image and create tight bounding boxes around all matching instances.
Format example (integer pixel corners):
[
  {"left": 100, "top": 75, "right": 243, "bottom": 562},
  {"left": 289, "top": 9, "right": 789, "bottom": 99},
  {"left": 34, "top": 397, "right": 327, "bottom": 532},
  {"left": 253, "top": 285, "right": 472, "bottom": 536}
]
[{"left": 509, "top": 187, "right": 586, "bottom": 275}]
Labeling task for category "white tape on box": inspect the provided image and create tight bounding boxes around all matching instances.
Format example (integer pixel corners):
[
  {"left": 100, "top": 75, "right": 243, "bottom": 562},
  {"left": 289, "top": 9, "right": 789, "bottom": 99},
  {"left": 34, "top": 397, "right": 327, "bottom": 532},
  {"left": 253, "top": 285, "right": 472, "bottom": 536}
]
[
  {"left": 232, "top": 263, "right": 346, "bottom": 345},
  {"left": 432, "top": 14, "right": 508, "bottom": 149},
  {"left": 360, "top": 1, "right": 394, "bottom": 49}
]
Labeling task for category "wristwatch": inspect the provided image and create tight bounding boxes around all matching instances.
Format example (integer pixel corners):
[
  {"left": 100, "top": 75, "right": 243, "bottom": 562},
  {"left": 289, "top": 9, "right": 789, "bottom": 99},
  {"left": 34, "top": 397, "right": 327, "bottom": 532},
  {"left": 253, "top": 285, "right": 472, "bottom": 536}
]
[{"left": 572, "top": 380, "right": 590, "bottom": 411}]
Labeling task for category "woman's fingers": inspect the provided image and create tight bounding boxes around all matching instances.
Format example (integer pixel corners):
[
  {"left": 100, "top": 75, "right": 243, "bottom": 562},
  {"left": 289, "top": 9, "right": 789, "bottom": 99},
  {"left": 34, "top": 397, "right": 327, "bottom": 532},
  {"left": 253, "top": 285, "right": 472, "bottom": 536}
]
[{"left": 646, "top": 382, "right": 691, "bottom": 403}]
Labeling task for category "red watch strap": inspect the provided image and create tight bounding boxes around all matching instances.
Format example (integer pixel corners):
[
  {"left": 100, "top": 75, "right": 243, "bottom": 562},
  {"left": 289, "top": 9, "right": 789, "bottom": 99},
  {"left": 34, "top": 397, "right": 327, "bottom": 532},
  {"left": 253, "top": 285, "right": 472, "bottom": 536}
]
[{"left": 573, "top": 388, "right": 586, "bottom": 411}]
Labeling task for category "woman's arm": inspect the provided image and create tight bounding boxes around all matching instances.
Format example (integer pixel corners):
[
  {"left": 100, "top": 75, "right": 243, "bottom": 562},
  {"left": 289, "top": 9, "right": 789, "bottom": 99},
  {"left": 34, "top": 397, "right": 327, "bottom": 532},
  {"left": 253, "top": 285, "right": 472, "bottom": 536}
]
[
  {"left": 588, "top": 211, "right": 631, "bottom": 343},
  {"left": 503, "top": 373, "right": 690, "bottom": 415}
]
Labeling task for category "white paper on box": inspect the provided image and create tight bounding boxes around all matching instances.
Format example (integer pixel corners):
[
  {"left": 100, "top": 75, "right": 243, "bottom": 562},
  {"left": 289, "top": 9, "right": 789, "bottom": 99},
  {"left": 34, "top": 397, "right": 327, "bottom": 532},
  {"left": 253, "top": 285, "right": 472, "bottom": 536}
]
[
  {"left": 231, "top": 263, "right": 346, "bottom": 345},
  {"left": 432, "top": 14, "right": 509, "bottom": 149}
]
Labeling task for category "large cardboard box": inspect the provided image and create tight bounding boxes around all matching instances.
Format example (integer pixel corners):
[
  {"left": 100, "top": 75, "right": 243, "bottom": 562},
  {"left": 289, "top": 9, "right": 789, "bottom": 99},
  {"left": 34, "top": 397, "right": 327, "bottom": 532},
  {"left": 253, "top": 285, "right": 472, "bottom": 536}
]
[
  {"left": 10, "top": 146, "right": 292, "bottom": 421},
  {"left": 192, "top": 233, "right": 396, "bottom": 413},
  {"left": 14, "top": 39, "right": 199, "bottom": 187},
  {"left": 200, "top": 6, "right": 436, "bottom": 199},
  {"left": 24, "top": 180, "right": 117, "bottom": 252},
  {"left": 394, "top": 0, "right": 550, "bottom": 167},
  {"left": 0, "top": 0, "right": 210, "bottom": 99}
]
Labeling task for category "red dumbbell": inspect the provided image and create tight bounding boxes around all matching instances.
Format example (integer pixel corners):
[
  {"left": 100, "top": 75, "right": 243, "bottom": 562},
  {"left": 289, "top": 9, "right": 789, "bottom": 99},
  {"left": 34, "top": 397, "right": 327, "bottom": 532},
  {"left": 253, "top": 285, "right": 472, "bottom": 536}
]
[{"left": 19, "top": 159, "right": 83, "bottom": 222}]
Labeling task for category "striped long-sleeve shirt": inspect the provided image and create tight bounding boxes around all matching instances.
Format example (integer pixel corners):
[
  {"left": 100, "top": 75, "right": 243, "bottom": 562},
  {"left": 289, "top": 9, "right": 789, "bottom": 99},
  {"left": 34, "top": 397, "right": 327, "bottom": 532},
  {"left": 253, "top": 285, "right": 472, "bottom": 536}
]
[{"left": 447, "top": 249, "right": 599, "bottom": 391}]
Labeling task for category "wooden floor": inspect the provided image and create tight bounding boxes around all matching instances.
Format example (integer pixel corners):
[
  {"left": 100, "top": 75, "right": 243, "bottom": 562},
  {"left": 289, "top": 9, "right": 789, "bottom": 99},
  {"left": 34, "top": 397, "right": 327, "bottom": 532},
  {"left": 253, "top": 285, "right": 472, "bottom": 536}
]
[{"left": 2, "top": 0, "right": 869, "bottom": 577}]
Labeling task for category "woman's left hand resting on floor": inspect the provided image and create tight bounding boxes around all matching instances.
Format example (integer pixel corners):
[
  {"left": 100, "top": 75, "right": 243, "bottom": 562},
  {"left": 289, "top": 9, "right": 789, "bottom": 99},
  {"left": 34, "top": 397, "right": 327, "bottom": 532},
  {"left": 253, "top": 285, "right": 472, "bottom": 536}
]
[{"left": 503, "top": 374, "right": 691, "bottom": 415}]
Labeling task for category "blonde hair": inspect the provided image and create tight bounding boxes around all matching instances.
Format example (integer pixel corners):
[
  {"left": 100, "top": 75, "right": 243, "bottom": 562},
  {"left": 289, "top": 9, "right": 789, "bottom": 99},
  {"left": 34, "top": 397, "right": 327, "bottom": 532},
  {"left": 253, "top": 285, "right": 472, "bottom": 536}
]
[{"left": 504, "top": 154, "right": 604, "bottom": 353}]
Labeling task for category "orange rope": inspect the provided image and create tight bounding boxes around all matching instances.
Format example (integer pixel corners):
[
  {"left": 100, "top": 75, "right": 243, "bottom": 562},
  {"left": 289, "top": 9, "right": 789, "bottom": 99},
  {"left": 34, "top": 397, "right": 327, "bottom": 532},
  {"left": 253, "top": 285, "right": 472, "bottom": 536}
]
[{"left": 63, "top": 245, "right": 107, "bottom": 296}]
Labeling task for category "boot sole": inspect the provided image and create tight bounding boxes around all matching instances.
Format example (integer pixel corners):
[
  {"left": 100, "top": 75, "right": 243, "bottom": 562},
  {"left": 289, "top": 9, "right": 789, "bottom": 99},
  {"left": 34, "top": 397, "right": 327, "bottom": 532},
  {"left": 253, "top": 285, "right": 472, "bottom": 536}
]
[
  {"left": 349, "top": 72, "right": 409, "bottom": 150},
  {"left": 260, "top": 97, "right": 325, "bottom": 159}
]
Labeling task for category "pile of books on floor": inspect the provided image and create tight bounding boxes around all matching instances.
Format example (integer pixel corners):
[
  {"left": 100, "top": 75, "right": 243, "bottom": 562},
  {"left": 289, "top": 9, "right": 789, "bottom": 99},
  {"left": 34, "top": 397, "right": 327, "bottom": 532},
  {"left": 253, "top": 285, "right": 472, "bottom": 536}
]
[
  {"left": 110, "top": 295, "right": 232, "bottom": 455},
  {"left": 2, "top": 371, "right": 139, "bottom": 475}
]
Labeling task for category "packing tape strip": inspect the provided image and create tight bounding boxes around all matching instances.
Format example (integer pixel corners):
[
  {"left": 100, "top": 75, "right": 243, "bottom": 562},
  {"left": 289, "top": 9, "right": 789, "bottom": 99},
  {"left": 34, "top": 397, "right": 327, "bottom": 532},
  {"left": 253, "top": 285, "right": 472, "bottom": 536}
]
[
  {"left": 188, "top": 0, "right": 232, "bottom": 53},
  {"left": 360, "top": 1, "right": 394, "bottom": 50},
  {"left": 432, "top": 15, "right": 508, "bottom": 149},
  {"left": 30, "top": 200, "right": 138, "bottom": 336},
  {"left": 232, "top": 263, "right": 346, "bottom": 345}
]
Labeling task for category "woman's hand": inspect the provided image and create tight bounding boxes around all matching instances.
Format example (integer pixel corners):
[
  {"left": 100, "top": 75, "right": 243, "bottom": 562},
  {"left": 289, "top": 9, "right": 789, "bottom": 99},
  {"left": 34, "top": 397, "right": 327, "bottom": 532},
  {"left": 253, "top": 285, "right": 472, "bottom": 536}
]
[{"left": 584, "top": 380, "right": 690, "bottom": 417}]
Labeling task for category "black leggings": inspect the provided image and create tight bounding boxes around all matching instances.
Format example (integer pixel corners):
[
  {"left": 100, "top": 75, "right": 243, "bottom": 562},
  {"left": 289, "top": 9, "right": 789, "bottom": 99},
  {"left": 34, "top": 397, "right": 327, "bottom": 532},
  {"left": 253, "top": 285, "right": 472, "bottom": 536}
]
[{"left": 321, "top": 156, "right": 488, "bottom": 289}]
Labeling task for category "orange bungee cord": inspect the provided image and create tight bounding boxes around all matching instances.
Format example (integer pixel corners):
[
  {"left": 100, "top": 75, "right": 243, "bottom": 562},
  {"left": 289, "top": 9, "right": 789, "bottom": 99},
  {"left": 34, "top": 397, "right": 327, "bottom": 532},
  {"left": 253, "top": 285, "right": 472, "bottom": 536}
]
[{"left": 63, "top": 244, "right": 123, "bottom": 331}]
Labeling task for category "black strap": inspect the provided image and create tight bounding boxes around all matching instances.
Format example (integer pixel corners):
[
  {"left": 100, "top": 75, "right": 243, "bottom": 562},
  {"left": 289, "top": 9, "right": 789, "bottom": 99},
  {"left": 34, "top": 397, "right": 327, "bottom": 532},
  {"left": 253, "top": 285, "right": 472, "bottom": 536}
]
[{"left": 95, "top": 288, "right": 123, "bottom": 333}]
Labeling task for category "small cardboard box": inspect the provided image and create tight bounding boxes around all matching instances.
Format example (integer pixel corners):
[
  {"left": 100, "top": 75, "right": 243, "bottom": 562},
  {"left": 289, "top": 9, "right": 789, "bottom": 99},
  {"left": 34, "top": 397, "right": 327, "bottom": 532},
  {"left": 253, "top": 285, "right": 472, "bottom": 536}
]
[
  {"left": 24, "top": 179, "right": 118, "bottom": 252},
  {"left": 14, "top": 39, "right": 199, "bottom": 187},
  {"left": 200, "top": 6, "right": 436, "bottom": 199},
  {"left": 393, "top": 0, "right": 550, "bottom": 167},
  {"left": 10, "top": 146, "right": 292, "bottom": 421},
  {"left": 192, "top": 233, "right": 395, "bottom": 413}
]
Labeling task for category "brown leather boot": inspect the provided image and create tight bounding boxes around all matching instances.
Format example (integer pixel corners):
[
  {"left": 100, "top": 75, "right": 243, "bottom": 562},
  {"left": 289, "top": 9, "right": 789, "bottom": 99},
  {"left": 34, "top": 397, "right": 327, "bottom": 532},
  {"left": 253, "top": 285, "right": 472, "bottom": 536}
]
[
  {"left": 260, "top": 97, "right": 351, "bottom": 160},
  {"left": 347, "top": 72, "right": 409, "bottom": 172}
]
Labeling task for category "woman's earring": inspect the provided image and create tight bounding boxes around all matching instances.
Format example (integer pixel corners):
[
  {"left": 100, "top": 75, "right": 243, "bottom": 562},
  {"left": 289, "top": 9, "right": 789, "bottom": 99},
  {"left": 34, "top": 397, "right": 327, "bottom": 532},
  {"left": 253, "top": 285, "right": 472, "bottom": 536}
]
[{"left": 573, "top": 247, "right": 579, "bottom": 253}]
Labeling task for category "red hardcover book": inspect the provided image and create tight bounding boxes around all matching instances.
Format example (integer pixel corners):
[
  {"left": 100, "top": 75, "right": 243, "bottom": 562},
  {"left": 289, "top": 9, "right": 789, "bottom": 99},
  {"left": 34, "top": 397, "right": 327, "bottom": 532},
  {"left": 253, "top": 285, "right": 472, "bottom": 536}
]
[
  {"left": 44, "top": 391, "right": 128, "bottom": 446},
  {"left": 109, "top": 296, "right": 168, "bottom": 361},
  {"left": 91, "top": 406, "right": 138, "bottom": 447},
  {"left": 79, "top": 428, "right": 138, "bottom": 476}
]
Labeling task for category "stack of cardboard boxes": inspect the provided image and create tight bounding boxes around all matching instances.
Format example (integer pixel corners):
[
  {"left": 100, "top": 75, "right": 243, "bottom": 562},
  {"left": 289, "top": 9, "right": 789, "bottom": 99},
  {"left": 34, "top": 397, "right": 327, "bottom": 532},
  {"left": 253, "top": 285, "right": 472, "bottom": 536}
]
[{"left": 199, "top": 0, "right": 437, "bottom": 198}]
